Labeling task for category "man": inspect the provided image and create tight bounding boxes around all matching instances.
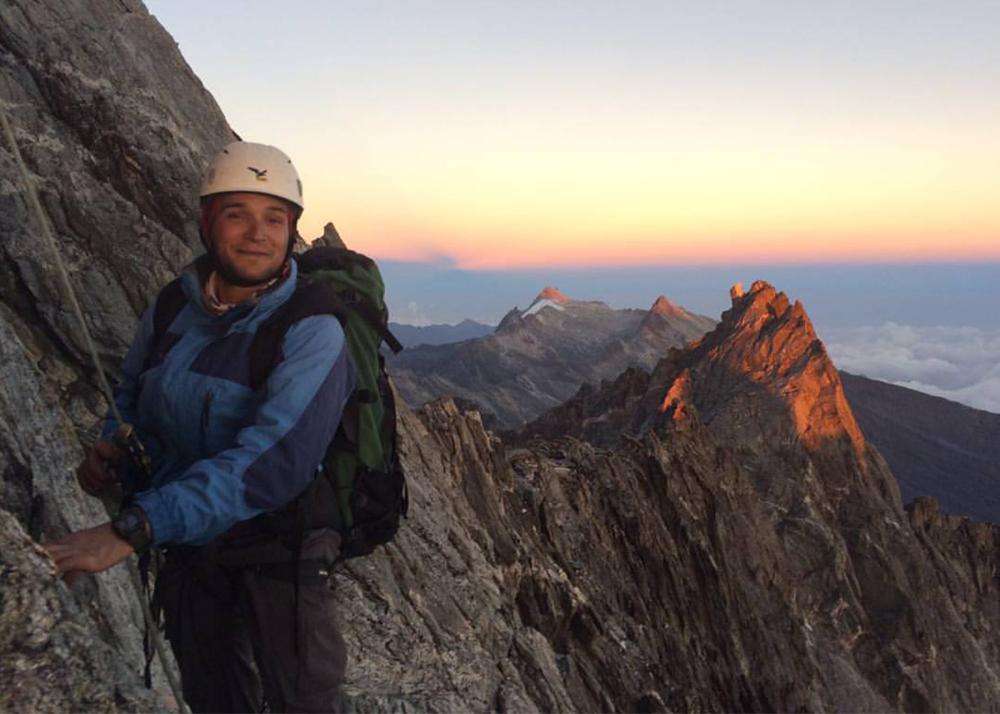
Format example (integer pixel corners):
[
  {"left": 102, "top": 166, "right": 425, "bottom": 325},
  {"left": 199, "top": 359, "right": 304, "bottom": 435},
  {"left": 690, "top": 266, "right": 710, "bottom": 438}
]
[{"left": 45, "top": 142, "right": 354, "bottom": 712}]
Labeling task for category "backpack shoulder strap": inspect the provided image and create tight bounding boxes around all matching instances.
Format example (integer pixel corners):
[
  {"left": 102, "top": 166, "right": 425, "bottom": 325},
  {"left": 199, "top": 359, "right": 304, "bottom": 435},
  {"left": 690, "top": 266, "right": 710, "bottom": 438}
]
[
  {"left": 152, "top": 277, "right": 186, "bottom": 340},
  {"left": 144, "top": 277, "right": 187, "bottom": 371},
  {"left": 350, "top": 298, "right": 404, "bottom": 355},
  {"left": 248, "top": 279, "right": 346, "bottom": 391}
]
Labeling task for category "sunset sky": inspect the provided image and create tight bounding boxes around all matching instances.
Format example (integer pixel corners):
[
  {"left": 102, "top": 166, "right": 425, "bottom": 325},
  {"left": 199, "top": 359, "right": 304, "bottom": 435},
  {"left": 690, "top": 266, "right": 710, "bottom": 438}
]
[
  {"left": 143, "top": 1, "right": 999, "bottom": 410},
  {"left": 147, "top": 1, "right": 998, "bottom": 269}
]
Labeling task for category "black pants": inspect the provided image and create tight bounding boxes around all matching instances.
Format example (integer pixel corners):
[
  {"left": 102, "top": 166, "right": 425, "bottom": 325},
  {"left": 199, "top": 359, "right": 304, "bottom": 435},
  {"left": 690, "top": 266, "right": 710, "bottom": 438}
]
[{"left": 155, "top": 529, "right": 347, "bottom": 713}]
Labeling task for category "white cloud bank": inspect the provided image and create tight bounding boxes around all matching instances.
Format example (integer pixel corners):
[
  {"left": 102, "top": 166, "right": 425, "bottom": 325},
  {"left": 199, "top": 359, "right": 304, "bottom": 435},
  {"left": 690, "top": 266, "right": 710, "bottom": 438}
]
[{"left": 822, "top": 324, "right": 1000, "bottom": 414}]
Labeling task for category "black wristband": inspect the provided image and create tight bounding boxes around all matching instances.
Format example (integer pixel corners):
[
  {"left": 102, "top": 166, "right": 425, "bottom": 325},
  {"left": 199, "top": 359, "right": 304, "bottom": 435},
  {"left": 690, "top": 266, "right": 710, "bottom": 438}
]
[{"left": 112, "top": 505, "right": 153, "bottom": 553}]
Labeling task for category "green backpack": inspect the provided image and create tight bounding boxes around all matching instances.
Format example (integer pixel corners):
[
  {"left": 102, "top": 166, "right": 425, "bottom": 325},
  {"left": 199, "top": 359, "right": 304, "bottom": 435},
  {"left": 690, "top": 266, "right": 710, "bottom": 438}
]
[{"left": 150, "top": 245, "right": 407, "bottom": 560}]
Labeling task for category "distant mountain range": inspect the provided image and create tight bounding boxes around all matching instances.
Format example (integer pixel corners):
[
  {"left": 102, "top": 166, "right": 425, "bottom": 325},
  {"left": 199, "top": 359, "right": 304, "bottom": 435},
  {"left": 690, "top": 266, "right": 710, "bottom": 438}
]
[
  {"left": 387, "top": 287, "right": 716, "bottom": 428},
  {"left": 840, "top": 372, "right": 1000, "bottom": 522},
  {"left": 389, "top": 287, "right": 1000, "bottom": 524},
  {"left": 388, "top": 319, "right": 495, "bottom": 348}
]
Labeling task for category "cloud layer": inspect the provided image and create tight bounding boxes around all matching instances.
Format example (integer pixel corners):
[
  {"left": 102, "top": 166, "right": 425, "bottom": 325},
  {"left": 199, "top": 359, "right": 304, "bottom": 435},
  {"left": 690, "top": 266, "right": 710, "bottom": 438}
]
[{"left": 823, "top": 324, "right": 1000, "bottom": 414}]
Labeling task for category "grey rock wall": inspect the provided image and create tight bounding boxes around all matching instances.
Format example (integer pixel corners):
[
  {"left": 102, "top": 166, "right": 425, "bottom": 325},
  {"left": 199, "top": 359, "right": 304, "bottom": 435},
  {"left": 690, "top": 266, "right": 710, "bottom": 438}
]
[
  {"left": 1, "top": 0, "right": 234, "bottom": 705},
  {"left": 1, "top": 0, "right": 233, "bottom": 431},
  {"left": 0, "top": 509, "right": 157, "bottom": 712}
]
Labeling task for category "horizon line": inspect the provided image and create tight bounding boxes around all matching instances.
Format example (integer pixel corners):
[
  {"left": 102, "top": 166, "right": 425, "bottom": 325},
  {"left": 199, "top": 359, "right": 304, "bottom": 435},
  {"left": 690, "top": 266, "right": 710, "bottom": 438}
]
[{"left": 366, "top": 255, "right": 1000, "bottom": 271}]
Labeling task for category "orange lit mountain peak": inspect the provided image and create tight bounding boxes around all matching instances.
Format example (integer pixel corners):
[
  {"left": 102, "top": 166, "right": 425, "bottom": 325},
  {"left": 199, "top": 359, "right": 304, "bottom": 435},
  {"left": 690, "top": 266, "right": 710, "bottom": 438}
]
[
  {"left": 525, "top": 280, "right": 866, "bottom": 459},
  {"left": 649, "top": 295, "right": 686, "bottom": 318},
  {"left": 533, "top": 287, "right": 572, "bottom": 304},
  {"left": 697, "top": 280, "right": 866, "bottom": 454}
]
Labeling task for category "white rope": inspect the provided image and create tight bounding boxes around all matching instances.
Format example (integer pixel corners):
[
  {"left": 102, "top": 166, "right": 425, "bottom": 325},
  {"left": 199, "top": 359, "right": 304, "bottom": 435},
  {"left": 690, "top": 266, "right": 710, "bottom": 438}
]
[{"left": 1, "top": 103, "right": 190, "bottom": 714}]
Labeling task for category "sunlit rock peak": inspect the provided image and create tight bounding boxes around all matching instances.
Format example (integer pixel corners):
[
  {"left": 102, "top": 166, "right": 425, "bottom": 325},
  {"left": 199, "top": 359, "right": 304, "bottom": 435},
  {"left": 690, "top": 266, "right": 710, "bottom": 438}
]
[
  {"left": 678, "top": 279, "right": 866, "bottom": 453},
  {"left": 532, "top": 287, "right": 571, "bottom": 305},
  {"left": 521, "top": 287, "right": 573, "bottom": 317},
  {"left": 525, "top": 280, "right": 866, "bottom": 457},
  {"left": 648, "top": 295, "right": 686, "bottom": 317}
]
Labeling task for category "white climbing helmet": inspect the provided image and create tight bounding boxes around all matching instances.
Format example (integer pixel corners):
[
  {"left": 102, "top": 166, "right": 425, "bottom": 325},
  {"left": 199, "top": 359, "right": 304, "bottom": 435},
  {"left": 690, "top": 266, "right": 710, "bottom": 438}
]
[{"left": 200, "top": 141, "right": 303, "bottom": 211}]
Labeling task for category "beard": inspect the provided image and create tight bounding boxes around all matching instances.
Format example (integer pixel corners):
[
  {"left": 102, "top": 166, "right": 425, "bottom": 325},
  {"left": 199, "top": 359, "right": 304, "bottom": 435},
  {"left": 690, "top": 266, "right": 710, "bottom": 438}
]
[{"left": 208, "top": 244, "right": 287, "bottom": 288}]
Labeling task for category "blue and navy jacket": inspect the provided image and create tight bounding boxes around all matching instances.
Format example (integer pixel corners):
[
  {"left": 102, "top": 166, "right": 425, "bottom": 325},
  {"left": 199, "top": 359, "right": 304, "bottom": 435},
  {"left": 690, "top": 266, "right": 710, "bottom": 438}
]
[{"left": 103, "top": 256, "right": 355, "bottom": 546}]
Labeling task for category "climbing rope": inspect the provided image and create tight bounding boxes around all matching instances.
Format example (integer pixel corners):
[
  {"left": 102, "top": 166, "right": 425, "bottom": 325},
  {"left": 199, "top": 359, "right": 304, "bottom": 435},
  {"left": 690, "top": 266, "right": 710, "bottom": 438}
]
[{"left": 0, "top": 102, "right": 189, "bottom": 714}]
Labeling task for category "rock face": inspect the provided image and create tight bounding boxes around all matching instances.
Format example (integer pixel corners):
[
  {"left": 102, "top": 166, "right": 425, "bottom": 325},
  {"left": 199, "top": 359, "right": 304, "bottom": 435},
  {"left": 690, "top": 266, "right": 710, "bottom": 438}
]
[
  {"left": 0, "top": 510, "right": 157, "bottom": 712},
  {"left": 841, "top": 371, "right": 1000, "bottom": 522},
  {"left": 0, "top": 0, "right": 234, "bottom": 431},
  {"left": 1, "top": 0, "right": 234, "bottom": 704},
  {"left": 512, "top": 280, "right": 1000, "bottom": 710},
  {"left": 389, "top": 289, "right": 715, "bottom": 429}
]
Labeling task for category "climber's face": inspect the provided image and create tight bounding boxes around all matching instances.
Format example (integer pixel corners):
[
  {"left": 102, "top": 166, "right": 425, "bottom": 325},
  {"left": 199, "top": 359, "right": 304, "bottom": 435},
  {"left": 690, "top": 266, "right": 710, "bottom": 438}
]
[{"left": 208, "top": 192, "right": 291, "bottom": 286}]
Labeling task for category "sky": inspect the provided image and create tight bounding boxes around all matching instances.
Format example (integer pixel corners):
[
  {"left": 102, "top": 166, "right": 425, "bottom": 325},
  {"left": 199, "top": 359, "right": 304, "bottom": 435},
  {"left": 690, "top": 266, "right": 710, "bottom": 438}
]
[
  {"left": 146, "top": 1, "right": 999, "bottom": 411},
  {"left": 147, "top": 1, "right": 999, "bottom": 269}
]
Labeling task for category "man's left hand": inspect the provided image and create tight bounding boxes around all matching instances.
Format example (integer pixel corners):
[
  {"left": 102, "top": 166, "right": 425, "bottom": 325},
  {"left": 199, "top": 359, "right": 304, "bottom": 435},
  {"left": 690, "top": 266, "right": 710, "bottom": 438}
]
[{"left": 44, "top": 523, "right": 133, "bottom": 580}]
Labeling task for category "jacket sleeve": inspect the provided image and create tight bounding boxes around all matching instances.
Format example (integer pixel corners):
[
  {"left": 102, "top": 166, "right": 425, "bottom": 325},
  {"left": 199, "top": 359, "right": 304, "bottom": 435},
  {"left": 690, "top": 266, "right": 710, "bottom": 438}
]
[
  {"left": 133, "top": 315, "right": 355, "bottom": 545},
  {"left": 101, "top": 306, "right": 155, "bottom": 441}
]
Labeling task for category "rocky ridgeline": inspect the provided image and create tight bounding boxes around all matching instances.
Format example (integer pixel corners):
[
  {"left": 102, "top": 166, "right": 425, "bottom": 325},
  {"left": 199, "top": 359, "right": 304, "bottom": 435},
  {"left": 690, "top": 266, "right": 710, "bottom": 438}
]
[
  {"left": 524, "top": 280, "right": 866, "bottom": 452},
  {"left": 3, "top": 1, "right": 1000, "bottom": 711},
  {"left": 329, "top": 281, "right": 1000, "bottom": 710},
  {"left": 516, "top": 279, "right": 1000, "bottom": 709},
  {"left": 389, "top": 287, "right": 716, "bottom": 430}
]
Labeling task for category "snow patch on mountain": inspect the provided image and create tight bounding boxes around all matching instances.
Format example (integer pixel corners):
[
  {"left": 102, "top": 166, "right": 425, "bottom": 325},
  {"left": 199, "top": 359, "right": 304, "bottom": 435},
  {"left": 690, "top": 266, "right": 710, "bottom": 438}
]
[{"left": 523, "top": 299, "right": 567, "bottom": 317}]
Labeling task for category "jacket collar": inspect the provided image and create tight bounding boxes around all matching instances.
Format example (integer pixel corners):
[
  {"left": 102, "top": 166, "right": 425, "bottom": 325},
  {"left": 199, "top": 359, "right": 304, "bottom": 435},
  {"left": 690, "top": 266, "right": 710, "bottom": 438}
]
[{"left": 179, "top": 253, "right": 299, "bottom": 322}]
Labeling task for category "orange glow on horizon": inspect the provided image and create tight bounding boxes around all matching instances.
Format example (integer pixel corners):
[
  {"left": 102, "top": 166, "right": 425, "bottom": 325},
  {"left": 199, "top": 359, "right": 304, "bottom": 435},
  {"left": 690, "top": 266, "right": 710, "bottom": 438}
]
[
  {"left": 291, "top": 102, "right": 1000, "bottom": 270},
  {"left": 305, "top": 229, "right": 1000, "bottom": 269}
]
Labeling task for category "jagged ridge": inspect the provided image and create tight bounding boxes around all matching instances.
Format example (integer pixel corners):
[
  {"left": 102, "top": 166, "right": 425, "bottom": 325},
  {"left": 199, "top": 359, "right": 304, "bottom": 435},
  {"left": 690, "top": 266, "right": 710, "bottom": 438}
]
[
  {"left": 390, "top": 288, "right": 715, "bottom": 429},
  {"left": 526, "top": 279, "right": 865, "bottom": 454}
]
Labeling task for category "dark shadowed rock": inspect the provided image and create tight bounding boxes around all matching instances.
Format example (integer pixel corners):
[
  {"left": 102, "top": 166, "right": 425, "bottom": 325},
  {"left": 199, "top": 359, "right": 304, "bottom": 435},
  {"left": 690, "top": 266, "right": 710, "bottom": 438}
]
[
  {"left": 314, "top": 221, "right": 347, "bottom": 249},
  {"left": 841, "top": 371, "right": 1000, "bottom": 522}
]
